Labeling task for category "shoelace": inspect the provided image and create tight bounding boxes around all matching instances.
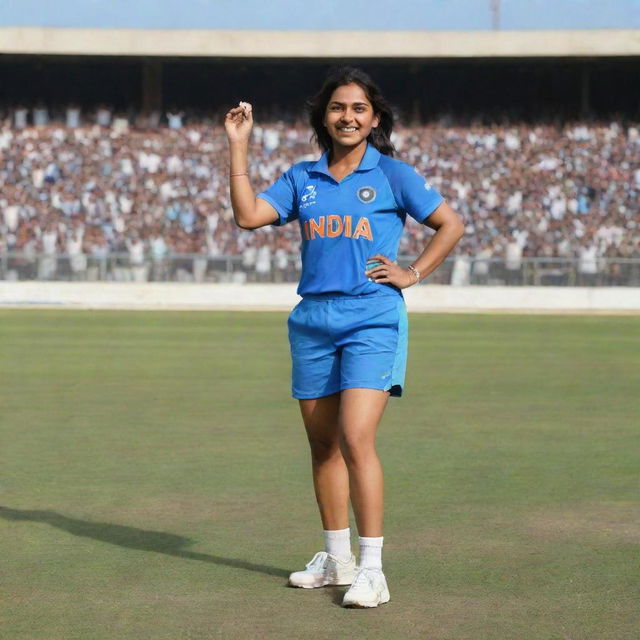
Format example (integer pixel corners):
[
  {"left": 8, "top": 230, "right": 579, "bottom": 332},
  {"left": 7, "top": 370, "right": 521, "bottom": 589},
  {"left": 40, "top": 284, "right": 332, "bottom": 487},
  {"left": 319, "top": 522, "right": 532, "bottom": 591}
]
[
  {"left": 351, "top": 569, "right": 374, "bottom": 589},
  {"left": 305, "top": 551, "right": 328, "bottom": 572}
]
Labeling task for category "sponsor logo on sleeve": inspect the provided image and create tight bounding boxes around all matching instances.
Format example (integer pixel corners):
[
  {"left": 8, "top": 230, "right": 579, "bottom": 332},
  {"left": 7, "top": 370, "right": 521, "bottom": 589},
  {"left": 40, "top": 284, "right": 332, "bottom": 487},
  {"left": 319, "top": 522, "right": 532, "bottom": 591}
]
[{"left": 414, "top": 167, "right": 433, "bottom": 190}]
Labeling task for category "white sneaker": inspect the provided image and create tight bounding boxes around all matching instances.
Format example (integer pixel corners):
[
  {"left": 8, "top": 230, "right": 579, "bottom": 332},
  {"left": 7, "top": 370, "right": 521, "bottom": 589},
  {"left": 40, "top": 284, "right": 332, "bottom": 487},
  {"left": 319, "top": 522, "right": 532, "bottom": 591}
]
[
  {"left": 342, "top": 567, "right": 390, "bottom": 608},
  {"left": 288, "top": 551, "right": 357, "bottom": 589}
]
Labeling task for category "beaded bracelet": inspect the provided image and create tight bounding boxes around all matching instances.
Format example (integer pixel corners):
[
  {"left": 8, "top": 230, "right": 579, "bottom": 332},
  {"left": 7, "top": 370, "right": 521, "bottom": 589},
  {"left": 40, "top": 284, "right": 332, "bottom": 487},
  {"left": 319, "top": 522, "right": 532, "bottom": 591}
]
[{"left": 407, "top": 264, "right": 421, "bottom": 283}]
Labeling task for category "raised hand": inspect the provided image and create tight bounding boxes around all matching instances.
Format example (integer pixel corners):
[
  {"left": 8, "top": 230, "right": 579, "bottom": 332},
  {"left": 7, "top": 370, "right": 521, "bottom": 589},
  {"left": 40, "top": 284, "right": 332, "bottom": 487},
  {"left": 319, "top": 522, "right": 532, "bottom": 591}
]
[{"left": 224, "top": 101, "right": 253, "bottom": 144}]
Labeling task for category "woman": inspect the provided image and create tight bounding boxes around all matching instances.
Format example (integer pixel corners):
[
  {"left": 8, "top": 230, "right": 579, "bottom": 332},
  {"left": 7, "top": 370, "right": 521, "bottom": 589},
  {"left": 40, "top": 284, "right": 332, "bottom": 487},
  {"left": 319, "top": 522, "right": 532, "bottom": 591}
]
[{"left": 225, "top": 67, "right": 464, "bottom": 608}]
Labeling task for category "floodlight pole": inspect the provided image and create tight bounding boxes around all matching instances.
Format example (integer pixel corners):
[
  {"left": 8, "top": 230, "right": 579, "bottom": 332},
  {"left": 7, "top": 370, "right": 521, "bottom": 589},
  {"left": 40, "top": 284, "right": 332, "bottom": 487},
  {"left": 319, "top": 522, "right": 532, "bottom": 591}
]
[{"left": 491, "top": 0, "right": 501, "bottom": 30}]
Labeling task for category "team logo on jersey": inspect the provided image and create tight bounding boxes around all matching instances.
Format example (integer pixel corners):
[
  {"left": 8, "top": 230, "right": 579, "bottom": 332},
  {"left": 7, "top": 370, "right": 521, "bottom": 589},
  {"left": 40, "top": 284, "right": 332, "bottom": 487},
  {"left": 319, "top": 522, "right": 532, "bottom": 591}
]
[
  {"left": 300, "top": 185, "right": 317, "bottom": 209},
  {"left": 424, "top": 181, "right": 433, "bottom": 191},
  {"left": 357, "top": 186, "right": 376, "bottom": 203}
]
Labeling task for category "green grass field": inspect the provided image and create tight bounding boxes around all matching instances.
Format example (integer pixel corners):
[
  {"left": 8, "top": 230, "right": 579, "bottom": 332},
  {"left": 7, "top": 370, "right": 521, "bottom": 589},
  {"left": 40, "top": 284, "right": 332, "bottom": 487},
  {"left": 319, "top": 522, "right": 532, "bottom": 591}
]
[{"left": 1, "top": 310, "right": 638, "bottom": 640}]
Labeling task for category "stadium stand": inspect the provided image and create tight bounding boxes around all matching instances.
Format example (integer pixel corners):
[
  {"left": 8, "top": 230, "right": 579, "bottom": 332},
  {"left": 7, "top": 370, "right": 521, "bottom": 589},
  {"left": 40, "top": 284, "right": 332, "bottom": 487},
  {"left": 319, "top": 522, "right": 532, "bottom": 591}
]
[
  {"left": 0, "top": 110, "right": 638, "bottom": 285},
  {"left": 1, "top": 4, "right": 638, "bottom": 286}
]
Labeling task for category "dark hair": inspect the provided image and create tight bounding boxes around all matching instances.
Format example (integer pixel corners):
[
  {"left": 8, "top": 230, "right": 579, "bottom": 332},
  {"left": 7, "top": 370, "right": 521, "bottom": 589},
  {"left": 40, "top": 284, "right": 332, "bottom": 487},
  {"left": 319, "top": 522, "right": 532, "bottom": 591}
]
[{"left": 307, "top": 66, "right": 396, "bottom": 157}]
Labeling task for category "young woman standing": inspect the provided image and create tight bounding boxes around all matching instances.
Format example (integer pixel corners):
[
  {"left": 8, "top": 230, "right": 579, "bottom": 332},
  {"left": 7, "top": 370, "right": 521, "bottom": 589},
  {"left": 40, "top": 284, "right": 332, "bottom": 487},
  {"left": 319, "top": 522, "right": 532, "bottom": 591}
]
[{"left": 225, "top": 67, "right": 464, "bottom": 608}]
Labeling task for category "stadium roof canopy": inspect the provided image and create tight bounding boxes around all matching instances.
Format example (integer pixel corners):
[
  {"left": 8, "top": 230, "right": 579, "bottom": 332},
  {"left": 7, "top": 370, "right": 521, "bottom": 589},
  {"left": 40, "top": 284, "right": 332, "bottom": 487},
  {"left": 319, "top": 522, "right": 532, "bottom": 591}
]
[{"left": 0, "top": 0, "right": 639, "bottom": 58}]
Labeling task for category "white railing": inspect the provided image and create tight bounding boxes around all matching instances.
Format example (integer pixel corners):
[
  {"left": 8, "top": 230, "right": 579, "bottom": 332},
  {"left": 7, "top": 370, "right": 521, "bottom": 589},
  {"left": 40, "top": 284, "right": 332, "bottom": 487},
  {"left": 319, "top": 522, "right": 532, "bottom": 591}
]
[{"left": 1, "top": 253, "right": 639, "bottom": 287}]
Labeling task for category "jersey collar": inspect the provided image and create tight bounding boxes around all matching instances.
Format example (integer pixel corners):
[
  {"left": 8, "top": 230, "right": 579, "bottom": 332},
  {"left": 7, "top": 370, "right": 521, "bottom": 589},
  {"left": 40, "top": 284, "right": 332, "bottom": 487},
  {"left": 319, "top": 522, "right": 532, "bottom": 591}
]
[{"left": 310, "top": 144, "right": 381, "bottom": 180}]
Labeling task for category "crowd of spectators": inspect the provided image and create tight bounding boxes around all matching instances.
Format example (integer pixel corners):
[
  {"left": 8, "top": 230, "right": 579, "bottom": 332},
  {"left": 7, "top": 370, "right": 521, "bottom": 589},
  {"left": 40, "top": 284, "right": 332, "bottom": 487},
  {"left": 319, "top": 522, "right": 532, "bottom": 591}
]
[{"left": 0, "top": 105, "right": 638, "bottom": 283}]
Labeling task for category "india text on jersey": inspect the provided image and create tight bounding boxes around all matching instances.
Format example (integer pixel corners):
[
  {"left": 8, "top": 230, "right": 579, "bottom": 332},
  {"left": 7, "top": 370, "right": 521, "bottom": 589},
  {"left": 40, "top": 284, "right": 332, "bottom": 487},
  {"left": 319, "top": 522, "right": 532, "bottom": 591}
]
[{"left": 302, "top": 215, "right": 373, "bottom": 241}]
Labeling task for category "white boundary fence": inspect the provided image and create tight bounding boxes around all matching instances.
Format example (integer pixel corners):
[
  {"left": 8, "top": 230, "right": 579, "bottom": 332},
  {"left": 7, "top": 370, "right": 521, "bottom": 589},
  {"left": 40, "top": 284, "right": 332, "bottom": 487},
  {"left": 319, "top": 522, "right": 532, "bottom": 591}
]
[
  {"left": 0, "top": 282, "right": 639, "bottom": 313},
  {"left": 3, "top": 254, "right": 640, "bottom": 288}
]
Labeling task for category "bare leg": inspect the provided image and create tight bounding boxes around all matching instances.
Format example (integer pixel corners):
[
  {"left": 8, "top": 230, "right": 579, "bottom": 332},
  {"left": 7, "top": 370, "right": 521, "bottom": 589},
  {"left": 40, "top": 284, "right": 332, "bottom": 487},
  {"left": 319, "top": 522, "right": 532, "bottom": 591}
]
[
  {"left": 338, "top": 388, "right": 389, "bottom": 538},
  {"left": 299, "top": 393, "right": 350, "bottom": 531}
]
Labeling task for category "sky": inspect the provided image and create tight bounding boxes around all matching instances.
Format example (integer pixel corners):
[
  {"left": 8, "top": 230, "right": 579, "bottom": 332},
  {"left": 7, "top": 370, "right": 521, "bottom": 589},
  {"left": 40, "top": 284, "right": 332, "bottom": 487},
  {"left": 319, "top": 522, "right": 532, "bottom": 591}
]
[{"left": 0, "top": 0, "right": 639, "bottom": 30}]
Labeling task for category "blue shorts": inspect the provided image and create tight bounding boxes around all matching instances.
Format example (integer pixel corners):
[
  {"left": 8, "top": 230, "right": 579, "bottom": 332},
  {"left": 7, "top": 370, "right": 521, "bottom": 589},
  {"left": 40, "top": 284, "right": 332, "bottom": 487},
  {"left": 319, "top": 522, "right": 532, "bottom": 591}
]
[{"left": 287, "top": 290, "right": 408, "bottom": 399}]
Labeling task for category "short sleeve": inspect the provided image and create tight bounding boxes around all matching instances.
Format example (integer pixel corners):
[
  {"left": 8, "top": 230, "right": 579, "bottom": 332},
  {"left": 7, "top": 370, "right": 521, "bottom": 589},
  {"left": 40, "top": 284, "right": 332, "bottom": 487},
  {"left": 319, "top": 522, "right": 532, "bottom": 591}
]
[
  {"left": 257, "top": 167, "right": 299, "bottom": 226},
  {"left": 383, "top": 160, "right": 444, "bottom": 224}
]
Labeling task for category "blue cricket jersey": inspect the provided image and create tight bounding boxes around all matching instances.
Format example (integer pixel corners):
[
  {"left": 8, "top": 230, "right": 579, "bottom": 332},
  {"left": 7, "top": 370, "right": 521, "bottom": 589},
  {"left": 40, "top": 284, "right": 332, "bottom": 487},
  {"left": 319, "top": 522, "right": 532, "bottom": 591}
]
[{"left": 257, "top": 144, "right": 444, "bottom": 297}]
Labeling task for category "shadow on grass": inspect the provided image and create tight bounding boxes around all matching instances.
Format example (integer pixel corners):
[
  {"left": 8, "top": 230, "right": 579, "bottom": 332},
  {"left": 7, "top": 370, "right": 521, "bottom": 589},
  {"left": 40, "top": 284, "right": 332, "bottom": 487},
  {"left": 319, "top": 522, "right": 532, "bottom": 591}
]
[{"left": 0, "top": 506, "right": 289, "bottom": 579}]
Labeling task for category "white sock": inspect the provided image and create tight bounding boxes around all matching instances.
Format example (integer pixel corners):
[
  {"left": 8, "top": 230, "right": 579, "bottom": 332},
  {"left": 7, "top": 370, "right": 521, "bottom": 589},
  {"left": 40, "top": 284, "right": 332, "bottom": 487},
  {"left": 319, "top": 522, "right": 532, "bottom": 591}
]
[
  {"left": 324, "top": 528, "right": 351, "bottom": 561},
  {"left": 359, "top": 536, "right": 383, "bottom": 570}
]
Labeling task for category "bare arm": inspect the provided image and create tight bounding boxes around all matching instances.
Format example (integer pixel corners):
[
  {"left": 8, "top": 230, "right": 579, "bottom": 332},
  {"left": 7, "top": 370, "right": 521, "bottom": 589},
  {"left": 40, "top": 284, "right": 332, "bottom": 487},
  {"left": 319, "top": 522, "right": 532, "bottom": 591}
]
[
  {"left": 366, "top": 201, "right": 465, "bottom": 288},
  {"left": 410, "top": 201, "right": 465, "bottom": 280},
  {"left": 225, "top": 102, "right": 279, "bottom": 230}
]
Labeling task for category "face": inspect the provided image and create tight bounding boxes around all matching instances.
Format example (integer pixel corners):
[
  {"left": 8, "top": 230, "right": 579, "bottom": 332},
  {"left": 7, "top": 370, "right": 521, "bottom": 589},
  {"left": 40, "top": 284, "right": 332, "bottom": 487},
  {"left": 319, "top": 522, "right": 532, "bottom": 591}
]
[{"left": 323, "top": 82, "right": 380, "bottom": 150}]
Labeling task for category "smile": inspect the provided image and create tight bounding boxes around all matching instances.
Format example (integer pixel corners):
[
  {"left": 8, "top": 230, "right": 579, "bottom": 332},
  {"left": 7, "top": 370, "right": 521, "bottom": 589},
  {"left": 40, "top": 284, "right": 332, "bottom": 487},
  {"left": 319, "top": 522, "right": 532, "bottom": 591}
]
[{"left": 338, "top": 127, "right": 358, "bottom": 132}]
